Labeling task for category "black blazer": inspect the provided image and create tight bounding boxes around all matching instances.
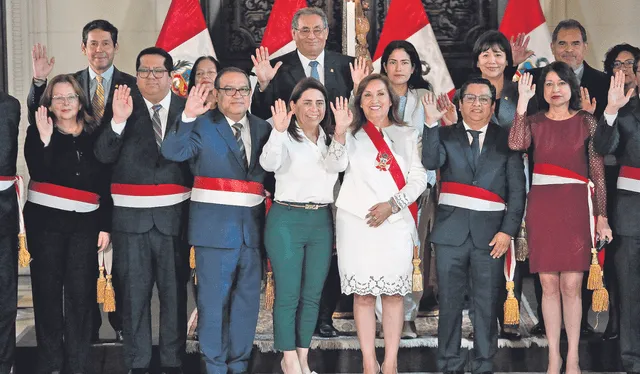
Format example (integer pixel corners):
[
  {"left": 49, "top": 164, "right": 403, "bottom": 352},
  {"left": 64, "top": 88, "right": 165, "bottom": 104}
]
[
  {"left": 527, "top": 61, "right": 608, "bottom": 119},
  {"left": 594, "top": 99, "right": 640, "bottom": 236},
  {"left": 27, "top": 66, "right": 138, "bottom": 128},
  {"left": 0, "top": 92, "right": 21, "bottom": 236},
  {"left": 251, "top": 50, "right": 354, "bottom": 120},
  {"left": 94, "top": 93, "right": 192, "bottom": 236},
  {"left": 422, "top": 122, "right": 526, "bottom": 249}
]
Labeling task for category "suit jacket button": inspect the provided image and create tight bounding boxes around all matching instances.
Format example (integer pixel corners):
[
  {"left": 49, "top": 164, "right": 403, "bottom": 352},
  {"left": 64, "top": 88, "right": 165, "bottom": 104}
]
[{"left": 472, "top": 181, "right": 478, "bottom": 185}]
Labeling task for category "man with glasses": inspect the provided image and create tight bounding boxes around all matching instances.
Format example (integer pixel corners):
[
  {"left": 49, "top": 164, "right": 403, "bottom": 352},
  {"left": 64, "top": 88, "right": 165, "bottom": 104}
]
[
  {"left": 252, "top": 6, "right": 354, "bottom": 338},
  {"left": 422, "top": 78, "right": 526, "bottom": 374},
  {"left": 27, "top": 19, "right": 137, "bottom": 344},
  {"left": 94, "top": 47, "right": 190, "bottom": 374},
  {"left": 161, "top": 67, "right": 272, "bottom": 374}
]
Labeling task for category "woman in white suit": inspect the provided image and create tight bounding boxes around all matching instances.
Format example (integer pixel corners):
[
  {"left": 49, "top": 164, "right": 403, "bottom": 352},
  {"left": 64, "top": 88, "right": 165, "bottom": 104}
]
[{"left": 327, "top": 74, "right": 427, "bottom": 374}]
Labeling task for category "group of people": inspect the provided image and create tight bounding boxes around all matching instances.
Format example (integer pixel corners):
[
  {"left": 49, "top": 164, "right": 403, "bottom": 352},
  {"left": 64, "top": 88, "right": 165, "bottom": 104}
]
[{"left": 0, "top": 7, "right": 638, "bottom": 374}]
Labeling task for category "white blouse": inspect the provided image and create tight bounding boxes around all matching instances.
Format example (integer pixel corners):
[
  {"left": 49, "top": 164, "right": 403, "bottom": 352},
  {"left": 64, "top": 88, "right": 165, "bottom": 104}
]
[{"left": 259, "top": 125, "right": 343, "bottom": 204}]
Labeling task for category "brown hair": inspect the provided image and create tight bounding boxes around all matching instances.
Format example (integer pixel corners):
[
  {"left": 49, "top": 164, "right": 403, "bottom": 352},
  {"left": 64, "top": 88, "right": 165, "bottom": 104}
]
[
  {"left": 39, "top": 74, "right": 97, "bottom": 133},
  {"left": 351, "top": 74, "right": 405, "bottom": 134}
]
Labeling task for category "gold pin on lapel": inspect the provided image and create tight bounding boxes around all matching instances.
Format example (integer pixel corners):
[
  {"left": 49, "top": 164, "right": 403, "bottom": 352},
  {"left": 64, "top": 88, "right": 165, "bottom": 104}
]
[
  {"left": 504, "top": 96, "right": 509, "bottom": 101},
  {"left": 330, "top": 68, "right": 334, "bottom": 73}
]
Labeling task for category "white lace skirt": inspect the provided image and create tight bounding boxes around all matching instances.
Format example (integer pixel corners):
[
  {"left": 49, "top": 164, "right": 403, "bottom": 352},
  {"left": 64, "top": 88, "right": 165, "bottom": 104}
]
[{"left": 336, "top": 208, "right": 414, "bottom": 296}]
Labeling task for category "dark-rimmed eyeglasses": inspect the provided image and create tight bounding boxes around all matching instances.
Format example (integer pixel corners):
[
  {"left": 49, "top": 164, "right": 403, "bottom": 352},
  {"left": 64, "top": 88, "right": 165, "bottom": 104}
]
[
  {"left": 612, "top": 59, "right": 635, "bottom": 70},
  {"left": 137, "top": 68, "right": 168, "bottom": 79},
  {"left": 216, "top": 87, "right": 251, "bottom": 97}
]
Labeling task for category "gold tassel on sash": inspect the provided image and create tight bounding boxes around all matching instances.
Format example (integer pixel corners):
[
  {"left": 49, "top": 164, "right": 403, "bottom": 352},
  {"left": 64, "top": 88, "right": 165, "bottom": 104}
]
[
  {"left": 103, "top": 274, "right": 116, "bottom": 312},
  {"left": 514, "top": 222, "right": 529, "bottom": 261},
  {"left": 412, "top": 244, "right": 423, "bottom": 292},
  {"left": 264, "top": 259, "right": 275, "bottom": 310},
  {"left": 97, "top": 266, "right": 106, "bottom": 303},
  {"left": 18, "top": 233, "right": 30, "bottom": 268},
  {"left": 587, "top": 248, "right": 603, "bottom": 290},
  {"left": 503, "top": 281, "right": 520, "bottom": 327},
  {"left": 190, "top": 246, "right": 197, "bottom": 285}
]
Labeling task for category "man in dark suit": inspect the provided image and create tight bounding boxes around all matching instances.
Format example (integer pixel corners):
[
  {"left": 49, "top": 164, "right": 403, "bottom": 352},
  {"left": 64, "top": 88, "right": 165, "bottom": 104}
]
[
  {"left": 27, "top": 19, "right": 137, "bottom": 342},
  {"left": 0, "top": 92, "right": 21, "bottom": 374},
  {"left": 251, "top": 7, "right": 353, "bottom": 338},
  {"left": 594, "top": 69, "right": 640, "bottom": 374},
  {"left": 94, "top": 47, "right": 191, "bottom": 374},
  {"left": 525, "top": 19, "right": 610, "bottom": 337},
  {"left": 162, "top": 67, "right": 272, "bottom": 374},
  {"left": 422, "top": 78, "right": 526, "bottom": 374}
]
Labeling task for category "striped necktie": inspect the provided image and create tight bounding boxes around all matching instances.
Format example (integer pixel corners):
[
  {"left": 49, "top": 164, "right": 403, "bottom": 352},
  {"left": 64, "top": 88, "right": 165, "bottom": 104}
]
[
  {"left": 152, "top": 104, "right": 163, "bottom": 149},
  {"left": 92, "top": 75, "right": 105, "bottom": 123},
  {"left": 232, "top": 122, "right": 248, "bottom": 169}
]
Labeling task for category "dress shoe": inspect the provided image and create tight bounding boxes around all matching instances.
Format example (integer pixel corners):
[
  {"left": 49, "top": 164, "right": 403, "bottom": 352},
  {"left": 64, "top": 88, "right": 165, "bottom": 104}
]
[
  {"left": 499, "top": 328, "right": 522, "bottom": 341},
  {"left": 314, "top": 321, "right": 339, "bottom": 338},
  {"left": 401, "top": 321, "right": 418, "bottom": 339},
  {"left": 580, "top": 322, "right": 595, "bottom": 337},
  {"left": 90, "top": 330, "right": 100, "bottom": 343},
  {"left": 602, "top": 327, "right": 619, "bottom": 340},
  {"left": 529, "top": 321, "right": 546, "bottom": 335},
  {"left": 115, "top": 330, "right": 124, "bottom": 342}
]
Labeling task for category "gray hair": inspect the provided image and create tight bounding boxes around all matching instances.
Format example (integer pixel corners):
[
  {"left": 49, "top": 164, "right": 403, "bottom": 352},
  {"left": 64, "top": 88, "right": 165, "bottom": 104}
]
[{"left": 291, "top": 7, "right": 329, "bottom": 30}]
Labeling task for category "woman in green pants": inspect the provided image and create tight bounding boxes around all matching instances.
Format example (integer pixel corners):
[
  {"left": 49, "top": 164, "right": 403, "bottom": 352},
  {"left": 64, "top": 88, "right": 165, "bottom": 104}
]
[{"left": 260, "top": 78, "right": 350, "bottom": 374}]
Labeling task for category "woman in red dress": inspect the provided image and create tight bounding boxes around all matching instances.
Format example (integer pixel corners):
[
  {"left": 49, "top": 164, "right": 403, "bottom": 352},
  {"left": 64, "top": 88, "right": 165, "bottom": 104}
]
[{"left": 509, "top": 61, "right": 613, "bottom": 374}]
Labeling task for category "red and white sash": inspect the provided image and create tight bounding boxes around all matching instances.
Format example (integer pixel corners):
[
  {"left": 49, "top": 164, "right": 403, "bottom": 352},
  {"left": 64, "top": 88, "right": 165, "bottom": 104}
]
[
  {"left": 111, "top": 184, "right": 191, "bottom": 208},
  {"left": 617, "top": 165, "right": 640, "bottom": 193},
  {"left": 0, "top": 176, "right": 16, "bottom": 191},
  {"left": 532, "top": 163, "right": 597, "bottom": 251},
  {"left": 1, "top": 176, "right": 26, "bottom": 240},
  {"left": 190, "top": 177, "right": 266, "bottom": 207},
  {"left": 362, "top": 121, "right": 418, "bottom": 225},
  {"left": 28, "top": 181, "right": 100, "bottom": 212},
  {"left": 438, "top": 182, "right": 506, "bottom": 211}
]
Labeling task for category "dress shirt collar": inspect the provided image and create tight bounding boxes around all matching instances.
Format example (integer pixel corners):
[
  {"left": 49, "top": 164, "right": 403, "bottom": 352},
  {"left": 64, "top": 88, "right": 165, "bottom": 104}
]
[
  {"left": 89, "top": 64, "right": 114, "bottom": 82},
  {"left": 295, "top": 121, "right": 327, "bottom": 144},
  {"left": 224, "top": 113, "right": 249, "bottom": 129},
  {"left": 462, "top": 121, "right": 488, "bottom": 134},
  {"left": 297, "top": 49, "right": 325, "bottom": 71},
  {"left": 142, "top": 90, "right": 172, "bottom": 112}
]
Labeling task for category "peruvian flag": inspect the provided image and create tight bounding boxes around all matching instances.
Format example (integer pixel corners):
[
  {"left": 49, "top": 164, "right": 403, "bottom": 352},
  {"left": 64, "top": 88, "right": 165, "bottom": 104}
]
[
  {"left": 156, "top": 0, "right": 216, "bottom": 97},
  {"left": 260, "top": 0, "right": 308, "bottom": 60},
  {"left": 372, "top": 0, "right": 454, "bottom": 98},
  {"left": 499, "top": 0, "right": 554, "bottom": 79}
]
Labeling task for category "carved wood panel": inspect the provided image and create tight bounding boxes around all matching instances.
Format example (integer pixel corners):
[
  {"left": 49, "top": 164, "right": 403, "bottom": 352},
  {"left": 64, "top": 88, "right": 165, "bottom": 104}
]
[{"left": 203, "top": 0, "right": 498, "bottom": 87}]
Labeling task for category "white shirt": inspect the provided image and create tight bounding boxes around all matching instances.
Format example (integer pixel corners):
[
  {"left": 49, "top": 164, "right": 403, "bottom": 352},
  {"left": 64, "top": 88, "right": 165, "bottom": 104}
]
[
  {"left": 89, "top": 64, "right": 114, "bottom": 101},
  {"left": 259, "top": 125, "right": 338, "bottom": 203},
  {"left": 111, "top": 91, "right": 172, "bottom": 137},
  {"left": 425, "top": 121, "right": 488, "bottom": 151},
  {"left": 224, "top": 114, "right": 252, "bottom": 162},
  {"left": 297, "top": 50, "right": 325, "bottom": 84}
]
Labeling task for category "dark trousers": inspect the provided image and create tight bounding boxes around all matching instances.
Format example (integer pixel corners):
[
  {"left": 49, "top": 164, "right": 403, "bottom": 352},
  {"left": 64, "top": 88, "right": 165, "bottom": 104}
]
[
  {"left": 0, "top": 233, "right": 17, "bottom": 374},
  {"left": 603, "top": 239, "right": 619, "bottom": 332},
  {"left": 28, "top": 229, "right": 97, "bottom": 374},
  {"left": 436, "top": 236, "right": 503, "bottom": 374},
  {"left": 92, "top": 269, "right": 122, "bottom": 335},
  {"left": 317, "top": 256, "right": 340, "bottom": 325},
  {"left": 195, "top": 244, "right": 261, "bottom": 374},
  {"left": 113, "top": 227, "right": 188, "bottom": 370},
  {"left": 616, "top": 235, "right": 640, "bottom": 372}
]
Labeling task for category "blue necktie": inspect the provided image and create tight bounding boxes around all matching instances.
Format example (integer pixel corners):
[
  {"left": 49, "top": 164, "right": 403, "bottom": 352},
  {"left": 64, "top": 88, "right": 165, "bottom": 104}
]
[{"left": 309, "top": 61, "right": 320, "bottom": 81}]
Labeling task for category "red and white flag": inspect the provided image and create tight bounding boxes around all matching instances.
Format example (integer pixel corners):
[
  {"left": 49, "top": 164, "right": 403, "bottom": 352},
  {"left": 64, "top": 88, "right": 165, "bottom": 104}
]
[
  {"left": 372, "top": 0, "right": 455, "bottom": 98},
  {"left": 499, "top": 0, "right": 554, "bottom": 79},
  {"left": 260, "top": 0, "right": 307, "bottom": 60},
  {"left": 156, "top": 0, "right": 216, "bottom": 97}
]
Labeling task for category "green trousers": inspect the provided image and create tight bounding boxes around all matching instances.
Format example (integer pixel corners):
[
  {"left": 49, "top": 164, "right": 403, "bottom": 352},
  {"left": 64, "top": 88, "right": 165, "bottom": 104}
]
[{"left": 264, "top": 202, "right": 333, "bottom": 351}]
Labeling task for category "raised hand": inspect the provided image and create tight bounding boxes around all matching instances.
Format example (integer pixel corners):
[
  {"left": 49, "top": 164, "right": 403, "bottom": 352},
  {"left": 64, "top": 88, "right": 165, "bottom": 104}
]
[
  {"left": 350, "top": 56, "right": 371, "bottom": 92},
  {"left": 111, "top": 85, "right": 133, "bottom": 124},
  {"left": 510, "top": 33, "right": 534, "bottom": 66},
  {"left": 580, "top": 87, "right": 597, "bottom": 114},
  {"left": 330, "top": 96, "right": 353, "bottom": 136},
  {"left": 32, "top": 43, "right": 55, "bottom": 80},
  {"left": 421, "top": 92, "right": 448, "bottom": 125},
  {"left": 184, "top": 84, "right": 212, "bottom": 119},
  {"left": 518, "top": 72, "right": 536, "bottom": 101},
  {"left": 35, "top": 106, "right": 54, "bottom": 145},
  {"left": 251, "top": 46, "right": 283, "bottom": 91},
  {"left": 436, "top": 93, "right": 457, "bottom": 126},
  {"left": 605, "top": 70, "right": 635, "bottom": 114},
  {"left": 270, "top": 99, "right": 294, "bottom": 133}
]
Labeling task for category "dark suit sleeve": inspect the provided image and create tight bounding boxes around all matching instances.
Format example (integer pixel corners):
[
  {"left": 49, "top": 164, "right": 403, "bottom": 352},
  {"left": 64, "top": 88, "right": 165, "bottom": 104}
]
[
  {"left": 0, "top": 96, "right": 20, "bottom": 173},
  {"left": 27, "top": 79, "right": 47, "bottom": 126},
  {"left": 251, "top": 78, "right": 278, "bottom": 120},
  {"left": 501, "top": 149, "right": 526, "bottom": 237},
  {"left": 161, "top": 118, "right": 202, "bottom": 162},
  {"left": 593, "top": 115, "right": 619, "bottom": 155},
  {"left": 93, "top": 120, "right": 127, "bottom": 164},
  {"left": 422, "top": 124, "right": 447, "bottom": 170},
  {"left": 24, "top": 124, "right": 55, "bottom": 181}
]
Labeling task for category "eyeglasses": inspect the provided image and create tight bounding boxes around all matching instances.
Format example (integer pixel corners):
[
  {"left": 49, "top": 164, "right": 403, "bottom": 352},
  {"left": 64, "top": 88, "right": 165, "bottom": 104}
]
[
  {"left": 195, "top": 70, "right": 217, "bottom": 79},
  {"left": 462, "top": 94, "right": 492, "bottom": 106},
  {"left": 293, "top": 27, "right": 327, "bottom": 37},
  {"left": 52, "top": 94, "right": 79, "bottom": 104},
  {"left": 216, "top": 87, "right": 251, "bottom": 97},
  {"left": 137, "top": 68, "right": 168, "bottom": 79},
  {"left": 612, "top": 59, "right": 635, "bottom": 70}
]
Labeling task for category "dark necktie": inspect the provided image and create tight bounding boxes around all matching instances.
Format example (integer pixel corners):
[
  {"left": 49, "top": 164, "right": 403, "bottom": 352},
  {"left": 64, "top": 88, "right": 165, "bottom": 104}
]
[
  {"left": 232, "top": 123, "right": 248, "bottom": 169},
  {"left": 309, "top": 61, "right": 320, "bottom": 81},
  {"left": 467, "top": 130, "right": 481, "bottom": 166},
  {"left": 152, "top": 104, "right": 163, "bottom": 149}
]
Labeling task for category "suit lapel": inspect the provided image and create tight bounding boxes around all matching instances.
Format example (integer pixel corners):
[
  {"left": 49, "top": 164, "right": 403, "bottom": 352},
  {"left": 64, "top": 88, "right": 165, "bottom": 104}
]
[
  {"left": 79, "top": 69, "right": 90, "bottom": 98},
  {"left": 212, "top": 110, "right": 246, "bottom": 170},
  {"left": 166, "top": 93, "right": 181, "bottom": 137},
  {"left": 454, "top": 123, "right": 476, "bottom": 173},
  {"left": 247, "top": 114, "right": 261, "bottom": 172},
  {"left": 323, "top": 51, "right": 339, "bottom": 96},
  {"left": 286, "top": 51, "right": 307, "bottom": 85}
]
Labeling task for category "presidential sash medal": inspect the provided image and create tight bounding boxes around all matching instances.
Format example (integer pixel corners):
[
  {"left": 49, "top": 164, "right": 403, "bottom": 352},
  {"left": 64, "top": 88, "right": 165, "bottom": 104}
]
[{"left": 376, "top": 151, "right": 393, "bottom": 171}]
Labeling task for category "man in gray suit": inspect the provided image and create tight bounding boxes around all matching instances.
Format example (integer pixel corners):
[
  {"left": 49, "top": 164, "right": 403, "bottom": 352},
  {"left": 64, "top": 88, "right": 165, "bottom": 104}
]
[{"left": 422, "top": 78, "right": 526, "bottom": 374}]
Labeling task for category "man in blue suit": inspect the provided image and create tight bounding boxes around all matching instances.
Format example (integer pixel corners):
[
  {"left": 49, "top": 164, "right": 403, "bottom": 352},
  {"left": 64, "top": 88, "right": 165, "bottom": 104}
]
[{"left": 161, "top": 67, "right": 272, "bottom": 374}]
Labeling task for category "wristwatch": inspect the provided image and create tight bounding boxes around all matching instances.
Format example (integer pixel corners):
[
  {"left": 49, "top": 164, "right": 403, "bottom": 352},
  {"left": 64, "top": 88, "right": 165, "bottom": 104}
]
[{"left": 389, "top": 198, "right": 401, "bottom": 214}]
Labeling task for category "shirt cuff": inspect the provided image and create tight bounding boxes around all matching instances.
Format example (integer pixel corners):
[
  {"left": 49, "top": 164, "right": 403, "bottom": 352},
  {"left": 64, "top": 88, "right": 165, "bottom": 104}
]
[
  {"left": 181, "top": 112, "right": 196, "bottom": 123},
  {"left": 603, "top": 111, "right": 618, "bottom": 126},
  {"left": 425, "top": 122, "right": 439, "bottom": 129},
  {"left": 111, "top": 119, "right": 126, "bottom": 135}
]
